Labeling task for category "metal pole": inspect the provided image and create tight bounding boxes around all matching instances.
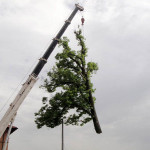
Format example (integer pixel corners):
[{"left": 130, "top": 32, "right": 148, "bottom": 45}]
[{"left": 62, "top": 119, "right": 64, "bottom": 150}]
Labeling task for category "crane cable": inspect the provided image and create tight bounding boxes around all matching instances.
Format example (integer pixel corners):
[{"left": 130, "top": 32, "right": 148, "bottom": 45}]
[{"left": 78, "top": 0, "right": 88, "bottom": 36}]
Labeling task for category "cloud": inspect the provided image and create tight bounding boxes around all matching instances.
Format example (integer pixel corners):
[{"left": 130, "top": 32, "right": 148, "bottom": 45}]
[{"left": 0, "top": 0, "right": 150, "bottom": 150}]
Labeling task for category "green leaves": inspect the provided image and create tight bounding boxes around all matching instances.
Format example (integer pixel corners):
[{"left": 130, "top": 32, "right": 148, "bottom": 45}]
[
  {"left": 35, "top": 29, "right": 99, "bottom": 129},
  {"left": 87, "top": 62, "right": 98, "bottom": 74}
]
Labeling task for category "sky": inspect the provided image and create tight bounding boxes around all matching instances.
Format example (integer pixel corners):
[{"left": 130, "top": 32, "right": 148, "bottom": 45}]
[{"left": 0, "top": 0, "right": 150, "bottom": 150}]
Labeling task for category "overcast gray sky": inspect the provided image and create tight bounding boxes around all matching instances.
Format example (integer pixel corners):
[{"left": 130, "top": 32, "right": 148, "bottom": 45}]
[{"left": 0, "top": 0, "right": 150, "bottom": 150}]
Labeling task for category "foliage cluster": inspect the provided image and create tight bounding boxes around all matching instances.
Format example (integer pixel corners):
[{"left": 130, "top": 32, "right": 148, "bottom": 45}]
[{"left": 35, "top": 29, "right": 99, "bottom": 129}]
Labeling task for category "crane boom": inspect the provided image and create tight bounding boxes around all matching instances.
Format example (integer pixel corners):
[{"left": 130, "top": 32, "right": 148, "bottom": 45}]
[{"left": 0, "top": 4, "right": 84, "bottom": 138}]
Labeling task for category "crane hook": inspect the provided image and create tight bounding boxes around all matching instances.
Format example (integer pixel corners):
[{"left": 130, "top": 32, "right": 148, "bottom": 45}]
[{"left": 81, "top": 16, "right": 85, "bottom": 26}]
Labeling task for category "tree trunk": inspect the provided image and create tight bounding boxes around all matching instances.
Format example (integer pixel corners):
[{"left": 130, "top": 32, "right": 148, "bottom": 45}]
[{"left": 86, "top": 77, "right": 102, "bottom": 134}]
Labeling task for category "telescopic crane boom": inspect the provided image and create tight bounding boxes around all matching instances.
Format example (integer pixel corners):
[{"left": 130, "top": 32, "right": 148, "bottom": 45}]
[{"left": 0, "top": 4, "right": 84, "bottom": 140}]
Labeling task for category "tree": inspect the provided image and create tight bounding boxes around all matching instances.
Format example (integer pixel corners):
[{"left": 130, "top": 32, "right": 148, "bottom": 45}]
[{"left": 35, "top": 29, "right": 102, "bottom": 134}]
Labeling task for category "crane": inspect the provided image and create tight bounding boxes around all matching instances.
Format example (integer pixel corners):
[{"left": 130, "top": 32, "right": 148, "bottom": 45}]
[{"left": 0, "top": 4, "right": 84, "bottom": 150}]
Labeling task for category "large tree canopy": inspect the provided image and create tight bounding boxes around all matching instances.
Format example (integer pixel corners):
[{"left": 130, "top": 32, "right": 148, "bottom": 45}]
[{"left": 35, "top": 29, "right": 102, "bottom": 134}]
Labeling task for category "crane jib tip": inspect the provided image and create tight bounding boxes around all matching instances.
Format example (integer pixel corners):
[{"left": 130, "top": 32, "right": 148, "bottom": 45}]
[{"left": 75, "top": 4, "right": 84, "bottom": 11}]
